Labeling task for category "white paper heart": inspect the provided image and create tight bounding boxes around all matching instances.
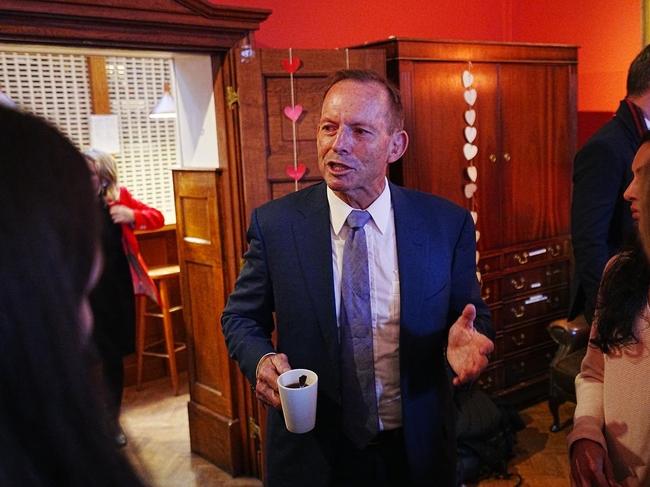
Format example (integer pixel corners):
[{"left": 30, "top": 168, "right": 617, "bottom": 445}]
[
  {"left": 464, "top": 88, "right": 477, "bottom": 106},
  {"left": 475, "top": 229, "right": 481, "bottom": 242},
  {"left": 464, "top": 126, "right": 477, "bottom": 143},
  {"left": 466, "top": 165, "right": 477, "bottom": 182},
  {"left": 471, "top": 211, "right": 478, "bottom": 224},
  {"left": 462, "top": 70, "right": 474, "bottom": 88},
  {"left": 476, "top": 250, "right": 480, "bottom": 264},
  {"left": 464, "top": 109, "right": 476, "bottom": 126},
  {"left": 463, "top": 143, "right": 478, "bottom": 161},
  {"left": 476, "top": 270, "right": 482, "bottom": 283},
  {"left": 464, "top": 183, "right": 477, "bottom": 199}
]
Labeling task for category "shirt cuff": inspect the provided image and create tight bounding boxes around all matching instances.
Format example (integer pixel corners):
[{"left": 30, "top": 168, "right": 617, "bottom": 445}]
[{"left": 255, "top": 352, "right": 277, "bottom": 382}]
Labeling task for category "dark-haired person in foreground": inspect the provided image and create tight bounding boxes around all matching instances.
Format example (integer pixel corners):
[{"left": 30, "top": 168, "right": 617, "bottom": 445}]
[
  {"left": 222, "top": 70, "right": 493, "bottom": 486},
  {"left": 0, "top": 106, "right": 146, "bottom": 486},
  {"left": 568, "top": 132, "right": 650, "bottom": 487}
]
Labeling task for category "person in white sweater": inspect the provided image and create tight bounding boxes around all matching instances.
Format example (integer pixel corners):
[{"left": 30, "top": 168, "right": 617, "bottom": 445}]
[{"left": 568, "top": 132, "right": 650, "bottom": 487}]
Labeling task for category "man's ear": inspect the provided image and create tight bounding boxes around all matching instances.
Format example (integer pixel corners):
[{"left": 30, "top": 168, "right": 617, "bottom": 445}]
[{"left": 388, "top": 130, "right": 409, "bottom": 164}]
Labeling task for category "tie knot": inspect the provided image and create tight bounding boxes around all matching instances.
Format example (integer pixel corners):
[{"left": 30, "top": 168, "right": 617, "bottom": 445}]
[{"left": 346, "top": 210, "right": 371, "bottom": 230}]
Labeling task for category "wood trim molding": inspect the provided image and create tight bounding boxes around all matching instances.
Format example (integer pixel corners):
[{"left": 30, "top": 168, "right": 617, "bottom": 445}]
[
  {"left": 87, "top": 56, "right": 110, "bottom": 115},
  {"left": 0, "top": 0, "right": 271, "bottom": 51}
]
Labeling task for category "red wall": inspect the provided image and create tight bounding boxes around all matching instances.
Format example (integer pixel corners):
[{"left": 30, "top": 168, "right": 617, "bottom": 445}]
[{"left": 220, "top": 0, "right": 642, "bottom": 112}]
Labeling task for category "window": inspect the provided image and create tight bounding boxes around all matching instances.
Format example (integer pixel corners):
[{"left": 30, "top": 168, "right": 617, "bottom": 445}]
[
  {"left": 0, "top": 49, "right": 91, "bottom": 149},
  {"left": 0, "top": 45, "right": 179, "bottom": 223},
  {"left": 106, "top": 56, "right": 178, "bottom": 223}
]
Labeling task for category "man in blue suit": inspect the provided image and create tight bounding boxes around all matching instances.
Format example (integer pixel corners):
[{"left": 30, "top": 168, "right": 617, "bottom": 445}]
[{"left": 222, "top": 70, "right": 494, "bottom": 486}]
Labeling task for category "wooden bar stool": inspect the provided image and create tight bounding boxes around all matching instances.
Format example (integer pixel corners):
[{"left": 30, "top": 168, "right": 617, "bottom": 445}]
[{"left": 136, "top": 264, "right": 186, "bottom": 395}]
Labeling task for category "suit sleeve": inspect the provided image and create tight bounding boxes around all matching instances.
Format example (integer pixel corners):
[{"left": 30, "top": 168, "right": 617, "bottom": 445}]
[
  {"left": 571, "top": 141, "right": 625, "bottom": 322},
  {"left": 449, "top": 211, "right": 493, "bottom": 340},
  {"left": 221, "top": 209, "right": 276, "bottom": 386}
]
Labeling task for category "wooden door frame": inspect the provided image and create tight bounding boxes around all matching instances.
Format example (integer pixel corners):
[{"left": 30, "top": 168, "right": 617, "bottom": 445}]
[{"left": 0, "top": 0, "right": 270, "bottom": 476}]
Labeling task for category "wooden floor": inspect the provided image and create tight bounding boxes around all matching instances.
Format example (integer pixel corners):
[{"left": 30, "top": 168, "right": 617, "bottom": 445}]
[{"left": 122, "top": 375, "right": 575, "bottom": 486}]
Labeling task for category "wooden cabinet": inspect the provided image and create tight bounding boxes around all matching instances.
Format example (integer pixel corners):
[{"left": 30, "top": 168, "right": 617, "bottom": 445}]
[{"left": 358, "top": 39, "right": 577, "bottom": 403}]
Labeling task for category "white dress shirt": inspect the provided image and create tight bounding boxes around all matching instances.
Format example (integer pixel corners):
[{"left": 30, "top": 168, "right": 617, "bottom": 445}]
[{"left": 327, "top": 180, "right": 402, "bottom": 430}]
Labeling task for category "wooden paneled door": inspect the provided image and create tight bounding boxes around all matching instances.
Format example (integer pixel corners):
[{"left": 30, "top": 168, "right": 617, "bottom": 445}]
[{"left": 235, "top": 48, "right": 385, "bottom": 225}]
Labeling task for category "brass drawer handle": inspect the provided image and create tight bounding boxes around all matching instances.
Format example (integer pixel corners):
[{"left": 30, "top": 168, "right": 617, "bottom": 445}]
[
  {"left": 510, "top": 277, "right": 526, "bottom": 290},
  {"left": 510, "top": 305, "right": 525, "bottom": 319},
  {"left": 548, "top": 245, "right": 561, "bottom": 257},
  {"left": 511, "top": 332, "right": 526, "bottom": 346},
  {"left": 514, "top": 252, "right": 529, "bottom": 265}
]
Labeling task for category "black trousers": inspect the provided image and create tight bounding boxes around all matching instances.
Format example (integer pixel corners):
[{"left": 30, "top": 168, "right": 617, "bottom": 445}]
[{"left": 332, "top": 428, "right": 410, "bottom": 487}]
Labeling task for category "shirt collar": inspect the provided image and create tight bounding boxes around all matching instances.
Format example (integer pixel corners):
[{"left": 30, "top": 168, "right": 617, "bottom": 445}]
[{"left": 326, "top": 179, "right": 392, "bottom": 236}]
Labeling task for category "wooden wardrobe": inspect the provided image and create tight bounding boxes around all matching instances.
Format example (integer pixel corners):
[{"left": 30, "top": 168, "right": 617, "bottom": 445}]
[{"left": 357, "top": 38, "right": 577, "bottom": 403}]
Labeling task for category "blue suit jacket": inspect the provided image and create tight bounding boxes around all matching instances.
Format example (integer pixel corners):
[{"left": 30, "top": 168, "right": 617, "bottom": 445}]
[{"left": 222, "top": 182, "right": 492, "bottom": 486}]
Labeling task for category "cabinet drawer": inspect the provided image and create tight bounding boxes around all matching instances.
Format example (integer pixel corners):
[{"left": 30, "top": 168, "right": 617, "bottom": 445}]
[
  {"left": 501, "top": 262, "right": 569, "bottom": 300},
  {"left": 503, "top": 287, "right": 568, "bottom": 327},
  {"left": 504, "top": 345, "right": 555, "bottom": 387},
  {"left": 504, "top": 239, "right": 570, "bottom": 269},
  {"left": 477, "top": 365, "right": 503, "bottom": 395},
  {"left": 497, "top": 322, "right": 553, "bottom": 357}
]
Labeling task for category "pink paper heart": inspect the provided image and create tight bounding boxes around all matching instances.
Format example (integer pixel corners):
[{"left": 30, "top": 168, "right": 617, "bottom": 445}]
[
  {"left": 285, "top": 163, "right": 306, "bottom": 181},
  {"left": 464, "top": 109, "right": 476, "bottom": 126},
  {"left": 464, "top": 182, "right": 477, "bottom": 199},
  {"left": 281, "top": 57, "right": 302, "bottom": 73},
  {"left": 283, "top": 104, "right": 303, "bottom": 122}
]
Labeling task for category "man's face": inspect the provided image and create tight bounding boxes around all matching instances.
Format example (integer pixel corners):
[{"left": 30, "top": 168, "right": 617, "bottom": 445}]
[
  {"left": 624, "top": 141, "right": 650, "bottom": 221},
  {"left": 316, "top": 80, "right": 407, "bottom": 209}
]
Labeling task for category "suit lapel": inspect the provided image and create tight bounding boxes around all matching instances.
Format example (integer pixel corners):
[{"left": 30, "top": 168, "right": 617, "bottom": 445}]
[
  {"left": 391, "top": 183, "right": 429, "bottom": 326},
  {"left": 292, "top": 183, "right": 340, "bottom": 373}
]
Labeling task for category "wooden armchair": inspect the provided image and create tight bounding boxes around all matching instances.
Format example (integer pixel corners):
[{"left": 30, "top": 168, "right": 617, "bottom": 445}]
[{"left": 547, "top": 315, "right": 590, "bottom": 432}]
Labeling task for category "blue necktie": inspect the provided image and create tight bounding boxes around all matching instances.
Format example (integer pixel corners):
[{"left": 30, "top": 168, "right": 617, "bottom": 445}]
[{"left": 339, "top": 210, "right": 379, "bottom": 448}]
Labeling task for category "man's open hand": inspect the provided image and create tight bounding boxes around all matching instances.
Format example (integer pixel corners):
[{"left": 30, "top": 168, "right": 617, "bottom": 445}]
[{"left": 447, "top": 304, "right": 494, "bottom": 386}]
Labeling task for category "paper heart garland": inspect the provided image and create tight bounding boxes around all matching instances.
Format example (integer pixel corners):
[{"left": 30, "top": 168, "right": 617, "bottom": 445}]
[
  {"left": 464, "top": 126, "right": 477, "bottom": 143},
  {"left": 464, "top": 109, "right": 476, "bottom": 126},
  {"left": 464, "top": 88, "right": 477, "bottom": 106},
  {"left": 476, "top": 251, "right": 480, "bottom": 264},
  {"left": 466, "top": 165, "right": 477, "bottom": 182},
  {"left": 283, "top": 104, "right": 303, "bottom": 122},
  {"left": 281, "top": 57, "right": 302, "bottom": 74},
  {"left": 476, "top": 270, "right": 482, "bottom": 283},
  {"left": 285, "top": 163, "right": 306, "bottom": 181},
  {"left": 464, "top": 183, "right": 477, "bottom": 199},
  {"left": 462, "top": 70, "right": 474, "bottom": 88},
  {"left": 475, "top": 230, "right": 481, "bottom": 242},
  {"left": 463, "top": 143, "right": 478, "bottom": 161},
  {"left": 471, "top": 211, "right": 478, "bottom": 225}
]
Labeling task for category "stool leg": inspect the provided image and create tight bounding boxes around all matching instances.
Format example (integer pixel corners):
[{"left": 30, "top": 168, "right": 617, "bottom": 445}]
[
  {"left": 159, "top": 279, "right": 180, "bottom": 395},
  {"left": 136, "top": 295, "right": 148, "bottom": 390}
]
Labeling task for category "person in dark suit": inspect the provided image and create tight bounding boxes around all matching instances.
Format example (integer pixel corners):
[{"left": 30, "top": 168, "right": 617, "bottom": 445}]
[
  {"left": 569, "top": 45, "right": 650, "bottom": 324},
  {"left": 222, "top": 70, "right": 494, "bottom": 486}
]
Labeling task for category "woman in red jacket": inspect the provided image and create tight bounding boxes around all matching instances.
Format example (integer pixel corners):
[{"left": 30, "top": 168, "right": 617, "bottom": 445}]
[{"left": 84, "top": 148, "right": 164, "bottom": 447}]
